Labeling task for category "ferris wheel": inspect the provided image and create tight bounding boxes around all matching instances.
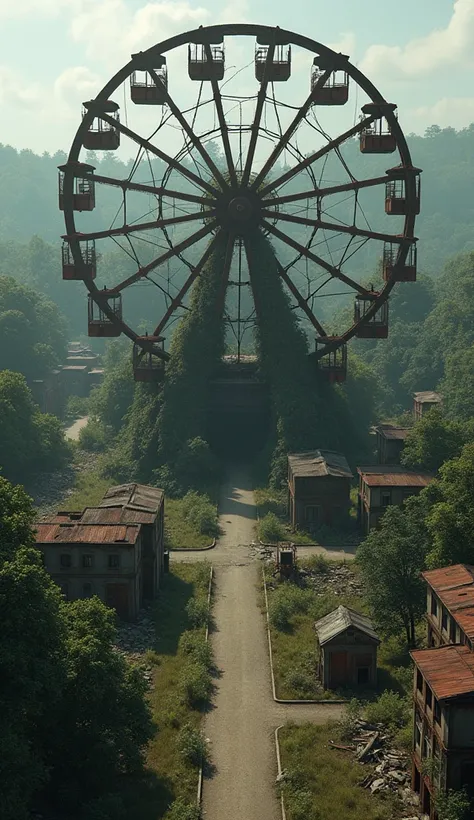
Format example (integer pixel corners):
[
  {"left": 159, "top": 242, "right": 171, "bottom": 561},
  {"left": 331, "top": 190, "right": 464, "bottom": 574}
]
[{"left": 59, "top": 23, "right": 420, "bottom": 383}]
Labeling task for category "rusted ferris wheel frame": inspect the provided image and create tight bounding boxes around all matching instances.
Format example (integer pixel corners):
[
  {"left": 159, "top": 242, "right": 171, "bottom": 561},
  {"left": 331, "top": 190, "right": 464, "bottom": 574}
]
[{"left": 61, "top": 23, "right": 420, "bottom": 367}]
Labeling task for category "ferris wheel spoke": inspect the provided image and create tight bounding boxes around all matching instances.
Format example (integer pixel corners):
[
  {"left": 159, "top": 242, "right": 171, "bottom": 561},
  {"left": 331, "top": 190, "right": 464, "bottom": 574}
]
[
  {"left": 263, "top": 174, "right": 391, "bottom": 208},
  {"left": 259, "top": 115, "right": 374, "bottom": 198},
  {"left": 154, "top": 235, "right": 218, "bottom": 336},
  {"left": 82, "top": 172, "right": 210, "bottom": 206},
  {"left": 262, "top": 220, "right": 371, "bottom": 296},
  {"left": 275, "top": 259, "right": 327, "bottom": 336},
  {"left": 71, "top": 210, "right": 212, "bottom": 242},
  {"left": 251, "top": 68, "right": 332, "bottom": 191},
  {"left": 111, "top": 221, "right": 217, "bottom": 292},
  {"left": 148, "top": 67, "right": 229, "bottom": 191},
  {"left": 262, "top": 210, "right": 403, "bottom": 244},
  {"left": 217, "top": 230, "right": 236, "bottom": 316},
  {"left": 97, "top": 110, "right": 219, "bottom": 196},
  {"left": 241, "top": 43, "right": 276, "bottom": 187},
  {"left": 204, "top": 44, "right": 238, "bottom": 188}
]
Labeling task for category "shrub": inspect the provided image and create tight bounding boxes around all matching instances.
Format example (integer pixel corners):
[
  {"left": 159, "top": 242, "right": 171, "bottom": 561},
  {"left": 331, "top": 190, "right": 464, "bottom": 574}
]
[
  {"left": 177, "top": 723, "right": 207, "bottom": 767},
  {"left": 78, "top": 417, "right": 108, "bottom": 452},
  {"left": 268, "top": 584, "right": 313, "bottom": 630},
  {"left": 181, "top": 491, "right": 218, "bottom": 537},
  {"left": 306, "top": 553, "right": 330, "bottom": 574},
  {"left": 179, "top": 660, "right": 212, "bottom": 707},
  {"left": 258, "top": 512, "right": 286, "bottom": 543},
  {"left": 283, "top": 651, "right": 318, "bottom": 699},
  {"left": 365, "top": 690, "right": 410, "bottom": 730},
  {"left": 179, "top": 630, "right": 213, "bottom": 669},
  {"left": 339, "top": 698, "right": 362, "bottom": 740},
  {"left": 285, "top": 787, "right": 317, "bottom": 820},
  {"left": 80, "top": 794, "right": 126, "bottom": 820},
  {"left": 185, "top": 597, "right": 209, "bottom": 629},
  {"left": 165, "top": 798, "right": 201, "bottom": 820}
]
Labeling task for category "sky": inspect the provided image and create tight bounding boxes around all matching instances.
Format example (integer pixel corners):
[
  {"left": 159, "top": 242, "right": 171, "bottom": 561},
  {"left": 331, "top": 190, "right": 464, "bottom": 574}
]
[{"left": 1, "top": 0, "right": 474, "bottom": 156}]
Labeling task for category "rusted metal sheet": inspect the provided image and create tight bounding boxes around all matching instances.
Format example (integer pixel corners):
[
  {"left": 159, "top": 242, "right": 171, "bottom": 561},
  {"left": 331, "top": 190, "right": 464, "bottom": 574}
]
[
  {"left": 375, "top": 424, "right": 410, "bottom": 441},
  {"left": 81, "top": 506, "right": 156, "bottom": 525},
  {"left": 35, "top": 522, "right": 140, "bottom": 544},
  {"left": 357, "top": 466, "right": 433, "bottom": 487},
  {"left": 411, "top": 645, "right": 474, "bottom": 700},
  {"left": 423, "top": 565, "right": 474, "bottom": 640},
  {"left": 99, "top": 482, "right": 164, "bottom": 512}
]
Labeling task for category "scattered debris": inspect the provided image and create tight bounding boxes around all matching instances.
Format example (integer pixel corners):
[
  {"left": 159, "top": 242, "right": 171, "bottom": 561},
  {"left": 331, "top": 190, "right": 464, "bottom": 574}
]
[
  {"left": 114, "top": 609, "right": 157, "bottom": 690},
  {"left": 301, "top": 562, "right": 363, "bottom": 597}
]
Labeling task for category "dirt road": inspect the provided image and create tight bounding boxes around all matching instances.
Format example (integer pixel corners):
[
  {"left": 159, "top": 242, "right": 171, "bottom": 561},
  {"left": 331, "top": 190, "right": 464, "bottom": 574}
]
[
  {"left": 65, "top": 416, "right": 89, "bottom": 441},
  {"left": 201, "top": 465, "right": 343, "bottom": 820}
]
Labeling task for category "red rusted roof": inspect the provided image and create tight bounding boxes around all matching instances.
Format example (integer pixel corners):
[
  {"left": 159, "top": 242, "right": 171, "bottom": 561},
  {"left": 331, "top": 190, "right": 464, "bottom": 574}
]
[
  {"left": 35, "top": 522, "right": 140, "bottom": 545},
  {"left": 411, "top": 645, "right": 474, "bottom": 700},
  {"left": 423, "top": 565, "right": 474, "bottom": 640},
  {"left": 357, "top": 466, "right": 433, "bottom": 487}
]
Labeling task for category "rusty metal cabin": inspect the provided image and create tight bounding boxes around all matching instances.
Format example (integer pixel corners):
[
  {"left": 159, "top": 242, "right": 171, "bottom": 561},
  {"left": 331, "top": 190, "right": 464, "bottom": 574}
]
[
  {"left": 422, "top": 564, "right": 474, "bottom": 650},
  {"left": 357, "top": 465, "right": 433, "bottom": 534},
  {"left": 287, "top": 450, "right": 352, "bottom": 531},
  {"left": 413, "top": 390, "right": 442, "bottom": 422},
  {"left": 374, "top": 424, "right": 409, "bottom": 464},
  {"left": 411, "top": 646, "right": 474, "bottom": 819},
  {"left": 315, "top": 605, "right": 380, "bottom": 689}
]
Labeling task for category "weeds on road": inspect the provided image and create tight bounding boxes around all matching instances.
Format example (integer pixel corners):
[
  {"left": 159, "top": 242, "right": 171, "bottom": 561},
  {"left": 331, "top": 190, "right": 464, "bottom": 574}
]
[{"left": 165, "top": 495, "right": 218, "bottom": 550}]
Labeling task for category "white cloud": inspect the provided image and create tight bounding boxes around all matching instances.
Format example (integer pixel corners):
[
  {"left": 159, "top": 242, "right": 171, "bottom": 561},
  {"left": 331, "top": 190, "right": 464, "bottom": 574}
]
[
  {"left": 360, "top": 0, "right": 474, "bottom": 78},
  {"left": 54, "top": 66, "right": 103, "bottom": 110},
  {"left": 327, "top": 32, "right": 356, "bottom": 59},
  {"left": 410, "top": 96, "right": 474, "bottom": 129},
  {"left": 0, "top": 67, "right": 41, "bottom": 107}
]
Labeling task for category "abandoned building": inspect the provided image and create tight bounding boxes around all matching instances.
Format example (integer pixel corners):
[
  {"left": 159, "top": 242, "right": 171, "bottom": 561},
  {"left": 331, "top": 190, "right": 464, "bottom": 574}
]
[
  {"left": 357, "top": 465, "right": 433, "bottom": 534},
  {"left": 287, "top": 450, "right": 352, "bottom": 531},
  {"left": 411, "top": 645, "right": 474, "bottom": 818},
  {"left": 374, "top": 424, "right": 409, "bottom": 465},
  {"left": 423, "top": 564, "right": 474, "bottom": 649},
  {"left": 413, "top": 390, "right": 442, "bottom": 422},
  {"left": 35, "top": 483, "right": 165, "bottom": 620},
  {"left": 315, "top": 605, "right": 380, "bottom": 689}
]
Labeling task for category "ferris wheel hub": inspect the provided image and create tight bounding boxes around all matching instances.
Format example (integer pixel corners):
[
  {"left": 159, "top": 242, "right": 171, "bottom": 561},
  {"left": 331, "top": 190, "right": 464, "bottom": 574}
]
[{"left": 215, "top": 189, "right": 262, "bottom": 232}]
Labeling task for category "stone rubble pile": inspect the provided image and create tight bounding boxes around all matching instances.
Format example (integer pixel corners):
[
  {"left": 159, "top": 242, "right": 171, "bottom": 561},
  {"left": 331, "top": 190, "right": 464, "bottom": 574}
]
[
  {"left": 32, "top": 450, "right": 100, "bottom": 518},
  {"left": 249, "top": 543, "right": 274, "bottom": 562},
  {"left": 301, "top": 562, "right": 363, "bottom": 596},
  {"left": 341, "top": 720, "right": 420, "bottom": 817},
  {"left": 114, "top": 609, "right": 156, "bottom": 690}
]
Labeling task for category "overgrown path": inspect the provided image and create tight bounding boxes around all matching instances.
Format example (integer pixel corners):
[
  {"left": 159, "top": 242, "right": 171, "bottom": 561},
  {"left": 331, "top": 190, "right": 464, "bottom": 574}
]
[{"left": 200, "top": 465, "right": 343, "bottom": 820}]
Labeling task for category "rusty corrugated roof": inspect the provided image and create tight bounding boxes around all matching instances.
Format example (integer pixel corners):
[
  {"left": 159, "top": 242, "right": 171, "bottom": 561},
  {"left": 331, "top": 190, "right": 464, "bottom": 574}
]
[
  {"left": 411, "top": 645, "right": 474, "bottom": 700},
  {"left": 81, "top": 506, "right": 156, "bottom": 525},
  {"left": 423, "top": 565, "right": 474, "bottom": 640},
  {"left": 375, "top": 424, "right": 410, "bottom": 441},
  {"left": 35, "top": 522, "right": 140, "bottom": 545},
  {"left": 357, "top": 465, "right": 433, "bottom": 487},
  {"left": 288, "top": 450, "right": 353, "bottom": 479}
]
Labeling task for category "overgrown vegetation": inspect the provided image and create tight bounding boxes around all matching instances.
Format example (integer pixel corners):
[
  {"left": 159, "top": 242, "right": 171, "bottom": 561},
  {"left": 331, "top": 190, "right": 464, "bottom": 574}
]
[
  {"left": 164, "top": 493, "right": 218, "bottom": 550},
  {"left": 279, "top": 722, "right": 400, "bottom": 820}
]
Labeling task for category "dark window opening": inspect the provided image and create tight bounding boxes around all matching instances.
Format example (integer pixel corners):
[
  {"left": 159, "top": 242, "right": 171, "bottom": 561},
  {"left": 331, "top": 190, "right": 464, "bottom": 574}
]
[
  {"left": 431, "top": 594, "right": 438, "bottom": 616},
  {"left": 381, "top": 492, "right": 391, "bottom": 507},
  {"left": 449, "top": 619, "right": 456, "bottom": 643},
  {"left": 108, "top": 554, "right": 120, "bottom": 569},
  {"left": 416, "top": 669, "right": 423, "bottom": 692},
  {"left": 357, "top": 666, "right": 369, "bottom": 685},
  {"left": 434, "top": 699, "right": 441, "bottom": 725},
  {"left": 426, "top": 684, "right": 433, "bottom": 709},
  {"left": 82, "top": 554, "right": 93, "bottom": 568},
  {"left": 442, "top": 607, "right": 448, "bottom": 631},
  {"left": 83, "top": 583, "right": 93, "bottom": 598},
  {"left": 60, "top": 554, "right": 72, "bottom": 568}
]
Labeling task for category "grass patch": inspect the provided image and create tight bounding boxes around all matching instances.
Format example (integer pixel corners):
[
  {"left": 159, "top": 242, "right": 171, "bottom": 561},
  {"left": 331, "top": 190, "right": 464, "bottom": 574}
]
[
  {"left": 64, "top": 468, "right": 112, "bottom": 509},
  {"left": 118, "top": 562, "right": 212, "bottom": 820},
  {"left": 279, "top": 722, "right": 402, "bottom": 820},
  {"left": 164, "top": 495, "right": 217, "bottom": 550}
]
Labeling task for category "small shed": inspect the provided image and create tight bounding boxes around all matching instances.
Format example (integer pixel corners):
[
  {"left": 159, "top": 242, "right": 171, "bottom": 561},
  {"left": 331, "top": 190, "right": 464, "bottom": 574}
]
[
  {"left": 375, "top": 424, "right": 409, "bottom": 465},
  {"left": 413, "top": 391, "right": 442, "bottom": 422},
  {"left": 315, "top": 605, "right": 380, "bottom": 689},
  {"left": 287, "top": 450, "right": 352, "bottom": 530}
]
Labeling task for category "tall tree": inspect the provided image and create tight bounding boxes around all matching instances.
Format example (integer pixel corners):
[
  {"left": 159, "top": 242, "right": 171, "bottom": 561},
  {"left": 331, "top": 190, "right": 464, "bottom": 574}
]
[
  {"left": 426, "top": 443, "right": 474, "bottom": 568},
  {"left": 401, "top": 408, "right": 467, "bottom": 473}
]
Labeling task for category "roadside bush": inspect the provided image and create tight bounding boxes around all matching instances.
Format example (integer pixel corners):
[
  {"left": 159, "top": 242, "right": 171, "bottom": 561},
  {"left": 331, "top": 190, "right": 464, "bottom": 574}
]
[
  {"left": 284, "top": 787, "right": 318, "bottom": 820},
  {"left": 339, "top": 698, "right": 362, "bottom": 740},
  {"left": 181, "top": 491, "right": 218, "bottom": 537},
  {"left": 179, "top": 630, "right": 213, "bottom": 670},
  {"left": 283, "top": 650, "right": 318, "bottom": 698},
  {"left": 65, "top": 395, "right": 89, "bottom": 420},
  {"left": 185, "top": 597, "right": 209, "bottom": 629},
  {"left": 365, "top": 690, "right": 410, "bottom": 730},
  {"left": 305, "top": 554, "right": 330, "bottom": 574},
  {"left": 268, "top": 583, "right": 314, "bottom": 630},
  {"left": 78, "top": 417, "right": 108, "bottom": 452},
  {"left": 258, "top": 512, "right": 286, "bottom": 543},
  {"left": 165, "top": 798, "right": 201, "bottom": 820},
  {"left": 177, "top": 723, "right": 207, "bottom": 767},
  {"left": 179, "top": 660, "right": 212, "bottom": 707}
]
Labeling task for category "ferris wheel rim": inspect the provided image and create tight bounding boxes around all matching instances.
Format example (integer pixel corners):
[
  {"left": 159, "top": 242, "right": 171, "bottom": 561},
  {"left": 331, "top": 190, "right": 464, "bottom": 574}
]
[{"left": 61, "top": 23, "right": 420, "bottom": 353}]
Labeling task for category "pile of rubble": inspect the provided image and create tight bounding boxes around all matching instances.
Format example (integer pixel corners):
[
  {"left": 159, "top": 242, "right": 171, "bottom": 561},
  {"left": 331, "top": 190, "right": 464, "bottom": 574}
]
[
  {"left": 301, "top": 562, "right": 363, "bottom": 597},
  {"left": 31, "top": 450, "right": 101, "bottom": 518},
  {"left": 249, "top": 543, "right": 274, "bottom": 562},
  {"left": 113, "top": 609, "right": 156, "bottom": 689},
  {"left": 332, "top": 719, "right": 420, "bottom": 818}
]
